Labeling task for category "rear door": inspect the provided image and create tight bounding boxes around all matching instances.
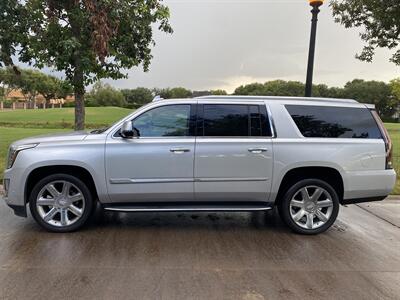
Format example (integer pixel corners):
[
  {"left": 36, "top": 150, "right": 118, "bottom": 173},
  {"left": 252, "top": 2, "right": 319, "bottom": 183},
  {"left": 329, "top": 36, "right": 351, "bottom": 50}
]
[{"left": 194, "top": 102, "right": 274, "bottom": 202}]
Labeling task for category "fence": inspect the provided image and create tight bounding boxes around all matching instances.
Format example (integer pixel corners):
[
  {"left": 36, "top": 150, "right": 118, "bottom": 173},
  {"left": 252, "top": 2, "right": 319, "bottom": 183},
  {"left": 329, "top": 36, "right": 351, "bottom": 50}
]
[{"left": 0, "top": 101, "right": 63, "bottom": 110}]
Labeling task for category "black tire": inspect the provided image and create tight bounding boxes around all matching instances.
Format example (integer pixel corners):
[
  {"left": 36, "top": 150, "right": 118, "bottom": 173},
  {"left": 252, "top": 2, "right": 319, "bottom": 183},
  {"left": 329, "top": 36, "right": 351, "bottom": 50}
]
[
  {"left": 29, "top": 174, "right": 94, "bottom": 233},
  {"left": 278, "top": 178, "right": 340, "bottom": 235}
]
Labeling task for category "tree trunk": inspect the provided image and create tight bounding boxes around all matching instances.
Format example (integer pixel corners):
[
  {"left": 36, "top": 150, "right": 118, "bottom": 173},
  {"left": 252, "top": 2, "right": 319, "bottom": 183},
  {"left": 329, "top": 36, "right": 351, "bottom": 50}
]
[
  {"left": 71, "top": 34, "right": 85, "bottom": 130},
  {"left": 67, "top": 1, "right": 85, "bottom": 131},
  {"left": 74, "top": 90, "right": 85, "bottom": 130},
  {"left": 73, "top": 68, "right": 85, "bottom": 130}
]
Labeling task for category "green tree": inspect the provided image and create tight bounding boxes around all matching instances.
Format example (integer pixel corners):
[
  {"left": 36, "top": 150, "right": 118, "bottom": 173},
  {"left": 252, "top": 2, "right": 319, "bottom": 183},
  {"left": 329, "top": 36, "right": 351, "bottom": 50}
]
[
  {"left": 343, "top": 79, "right": 395, "bottom": 118},
  {"left": 0, "top": 0, "right": 25, "bottom": 72},
  {"left": 0, "top": 0, "right": 172, "bottom": 130},
  {"left": 0, "top": 86, "right": 4, "bottom": 101},
  {"left": 36, "top": 74, "right": 72, "bottom": 106},
  {"left": 331, "top": 0, "right": 400, "bottom": 65},
  {"left": 18, "top": 69, "right": 43, "bottom": 108},
  {"left": 87, "top": 82, "right": 125, "bottom": 107},
  {"left": 211, "top": 89, "right": 228, "bottom": 95},
  {"left": 313, "top": 84, "right": 345, "bottom": 99},
  {"left": 234, "top": 82, "right": 265, "bottom": 95},
  {"left": 234, "top": 80, "right": 304, "bottom": 96},
  {"left": 169, "top": 87, "right": 192, "bottom": 98},
  {"left": 234, "top": 80, "right": 345, "bottom": 99},
  {"left": 390, "top": 78, "right": 400, "bottom": 101},
  {"left": 153, "top": 87, "right": 192, "bottom": 99},
  {"left": 0, "top": 67, "right": 19, "bottom": 97},
  {"left": 121, "top": 87, "right": 153, "bottom": 108}
]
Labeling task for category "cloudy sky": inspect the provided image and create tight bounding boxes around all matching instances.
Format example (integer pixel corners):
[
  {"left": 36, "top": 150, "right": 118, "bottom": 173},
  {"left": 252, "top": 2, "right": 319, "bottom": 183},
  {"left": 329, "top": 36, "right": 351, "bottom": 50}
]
[{"left": 81, "top": 0, "right": 399, "bottom": 92}]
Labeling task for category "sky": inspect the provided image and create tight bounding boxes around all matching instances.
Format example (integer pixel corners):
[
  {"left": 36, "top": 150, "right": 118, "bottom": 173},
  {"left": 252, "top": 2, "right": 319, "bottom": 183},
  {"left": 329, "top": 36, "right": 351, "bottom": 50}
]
[{"left": 32, "top": 0, "right": 400, "bottom": 93}]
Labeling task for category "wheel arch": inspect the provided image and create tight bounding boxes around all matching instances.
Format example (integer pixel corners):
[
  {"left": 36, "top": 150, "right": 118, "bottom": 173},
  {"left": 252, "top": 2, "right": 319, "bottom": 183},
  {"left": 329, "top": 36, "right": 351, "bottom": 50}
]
[
  {"left": 274, "top": 166, "right": 344, "bottom": 205},
  {"left": 25, "top": 165, "right": 99, "bottom": 204}
]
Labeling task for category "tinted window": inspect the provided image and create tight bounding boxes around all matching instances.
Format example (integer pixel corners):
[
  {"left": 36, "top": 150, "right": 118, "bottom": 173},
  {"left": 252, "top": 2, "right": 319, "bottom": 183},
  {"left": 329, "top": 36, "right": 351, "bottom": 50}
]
[
  {"left": 286, "top": 105, "right": 382, "bottom": 139},
  {"left": 133, "top": 105, "right": 191, "bottom": 137},
  {"left": 201, "top": 104, "right": 271, "bottom": 137}
]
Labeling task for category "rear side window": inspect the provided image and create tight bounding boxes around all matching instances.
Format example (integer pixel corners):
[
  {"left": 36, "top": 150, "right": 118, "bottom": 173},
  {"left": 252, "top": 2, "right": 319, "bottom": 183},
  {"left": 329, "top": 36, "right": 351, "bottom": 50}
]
[
  {"left": 286, "top": 105, "right": 382, "bottom": 139},
  {"left": 199, "top": 104, "right": 271, "bottom": 137}
]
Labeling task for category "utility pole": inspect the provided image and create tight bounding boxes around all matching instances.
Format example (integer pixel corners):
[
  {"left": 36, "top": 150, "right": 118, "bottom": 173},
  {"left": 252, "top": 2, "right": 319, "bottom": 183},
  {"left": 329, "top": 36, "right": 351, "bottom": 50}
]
[{"left": 305, "top": 0, "right": 324, "bottom": 97}]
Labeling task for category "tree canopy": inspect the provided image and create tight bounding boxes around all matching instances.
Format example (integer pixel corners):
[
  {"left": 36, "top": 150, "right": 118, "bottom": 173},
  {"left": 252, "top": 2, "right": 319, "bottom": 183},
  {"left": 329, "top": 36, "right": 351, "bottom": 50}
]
[
  {"left": 390, "top": 78, "right": 400, "bottom": 102},
  {"left": 331, "top": 0, "right": 400, "bottom": 65},
  {"left": 234, "top": 79, "right": 398, "bottom": 119},
  {"left": 121, "top": 87, "right": 154, "bottom": 108},
  {"left": 0, "top": 0, "right": 172, "bottom": 129},
  {"left": 153, "top": 87, "right": 193, "bottom": 99},
  {"left": 343, "top": 79, "right": 395, "bottom": 117}
]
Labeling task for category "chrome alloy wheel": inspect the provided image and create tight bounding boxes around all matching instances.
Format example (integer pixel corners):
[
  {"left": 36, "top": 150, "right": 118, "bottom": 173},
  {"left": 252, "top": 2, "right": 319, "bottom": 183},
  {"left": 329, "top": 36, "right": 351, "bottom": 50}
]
[
  {"left": 36, "top": 180, "right": 86, "bottom": 227},
  {"left": 289, "top": 185, "right": 334, "bottom": 230}
]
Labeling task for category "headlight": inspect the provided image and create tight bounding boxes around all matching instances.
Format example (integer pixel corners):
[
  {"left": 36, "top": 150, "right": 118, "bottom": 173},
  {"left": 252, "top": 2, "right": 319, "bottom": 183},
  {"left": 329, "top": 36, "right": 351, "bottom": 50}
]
[{"left": 6, "top": 143, "right": 39, "bottom": 169}]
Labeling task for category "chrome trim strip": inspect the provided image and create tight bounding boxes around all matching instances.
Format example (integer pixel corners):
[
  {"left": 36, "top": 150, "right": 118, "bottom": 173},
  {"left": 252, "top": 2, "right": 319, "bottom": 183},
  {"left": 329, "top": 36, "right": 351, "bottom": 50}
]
[
  {"left": 195, "top": 177, "right": 268, "bottom": 182},
  {"left": 110, "top": 178, "right": 194, "bottom": 184},
  {"left": 110, "top": 177, "right": 269, "bottom": 184},
  {"left": 104, "top": 206, "right": 273, "bottom": 212}
]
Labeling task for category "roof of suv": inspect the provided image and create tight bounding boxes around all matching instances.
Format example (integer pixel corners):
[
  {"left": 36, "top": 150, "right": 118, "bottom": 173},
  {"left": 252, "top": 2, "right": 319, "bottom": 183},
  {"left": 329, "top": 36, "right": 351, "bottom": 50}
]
[{"left": 196, "top": 95, "right": 358, "bottom": 104}]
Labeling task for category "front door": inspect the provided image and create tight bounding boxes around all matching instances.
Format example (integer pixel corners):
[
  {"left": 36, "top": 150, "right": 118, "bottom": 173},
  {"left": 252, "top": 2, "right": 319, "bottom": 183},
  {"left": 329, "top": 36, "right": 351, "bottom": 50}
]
[
  {"left": 194, "top": 103, "right": 274, "bottom": 202},
  {"left": 105, "top": 103, "right": 196, "bottom": 203}
]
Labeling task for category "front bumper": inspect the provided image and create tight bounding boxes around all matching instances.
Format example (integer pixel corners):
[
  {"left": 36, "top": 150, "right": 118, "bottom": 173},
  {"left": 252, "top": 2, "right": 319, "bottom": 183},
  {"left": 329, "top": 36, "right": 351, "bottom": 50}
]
[{"left": 3, "top": 167, "right": 28, "bottom": 218}]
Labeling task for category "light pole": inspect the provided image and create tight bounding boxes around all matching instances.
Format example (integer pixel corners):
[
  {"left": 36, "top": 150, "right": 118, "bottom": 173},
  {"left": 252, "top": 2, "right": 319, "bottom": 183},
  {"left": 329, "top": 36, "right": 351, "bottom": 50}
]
[{"left": 305, "top": 0, "right": 324, "bottom": 97}]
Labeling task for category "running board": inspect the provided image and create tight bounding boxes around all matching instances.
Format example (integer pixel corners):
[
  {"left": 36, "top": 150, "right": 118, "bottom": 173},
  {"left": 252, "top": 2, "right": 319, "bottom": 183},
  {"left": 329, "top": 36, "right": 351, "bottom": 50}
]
[{"left": 102, "top": 202, "right": 273, "bottom": 213}]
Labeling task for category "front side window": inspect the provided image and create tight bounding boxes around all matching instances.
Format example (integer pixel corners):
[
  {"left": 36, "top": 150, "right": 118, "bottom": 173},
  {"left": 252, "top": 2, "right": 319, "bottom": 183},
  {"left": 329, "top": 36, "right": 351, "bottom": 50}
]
[
  {"left": 286, "top": 105, "right": 382, "bottom": 139},
  {"left": 132, "top": 105, "right": 191, "bottom": 137},
  {"left": 200, "top": 104, "right": 271, "bottom": 137}
]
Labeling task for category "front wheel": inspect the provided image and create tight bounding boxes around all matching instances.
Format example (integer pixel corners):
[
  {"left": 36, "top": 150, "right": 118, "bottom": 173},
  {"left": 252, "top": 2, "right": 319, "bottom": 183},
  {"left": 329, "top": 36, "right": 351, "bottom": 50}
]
[
  {"left": 29, "top": 174, "right": 94, "bottom": 232},
  {"left": 278, "top": 179, "right": 339, "bottom": 235}
]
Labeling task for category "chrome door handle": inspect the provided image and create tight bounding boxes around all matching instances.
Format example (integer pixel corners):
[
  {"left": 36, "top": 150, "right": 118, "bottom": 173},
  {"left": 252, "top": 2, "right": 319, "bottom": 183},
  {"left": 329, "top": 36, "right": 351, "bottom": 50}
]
[
  {"left": 248, "top": 148, "right": 268, "bottom": 154},
  {"left": 170, "top": 148, "right": 190, "bottom": 154}
]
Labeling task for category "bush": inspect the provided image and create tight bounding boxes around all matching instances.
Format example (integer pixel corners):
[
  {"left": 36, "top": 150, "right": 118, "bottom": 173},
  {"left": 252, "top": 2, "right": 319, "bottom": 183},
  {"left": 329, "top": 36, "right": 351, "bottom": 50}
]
[
  {"left": 88, "top": 82, "right": 125, "bottom": 107},
  {"left": 121, "top": 87, "right": 153, "bottom": 107},
  {"left": 63, "top": 101, "right": 75, "bottom": 107}
]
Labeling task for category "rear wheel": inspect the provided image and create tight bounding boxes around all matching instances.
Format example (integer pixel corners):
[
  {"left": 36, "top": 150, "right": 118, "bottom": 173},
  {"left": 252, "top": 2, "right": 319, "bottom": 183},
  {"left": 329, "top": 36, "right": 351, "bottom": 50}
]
[
  {"left": 278, "top": 179, "right": 339, "bottom": 235},
  {"left": 29, "top": 174, "right": 94, "bottom": 232}
]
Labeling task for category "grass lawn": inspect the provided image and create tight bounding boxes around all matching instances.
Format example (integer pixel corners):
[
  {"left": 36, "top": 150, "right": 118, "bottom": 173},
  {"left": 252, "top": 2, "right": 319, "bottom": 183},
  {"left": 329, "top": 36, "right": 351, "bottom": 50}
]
[
  {"left": 0, "top": 106, "right": 132, "bottom": 129},
  {"left": 1, "top": 107, "right": 400, "bottom": 194}
]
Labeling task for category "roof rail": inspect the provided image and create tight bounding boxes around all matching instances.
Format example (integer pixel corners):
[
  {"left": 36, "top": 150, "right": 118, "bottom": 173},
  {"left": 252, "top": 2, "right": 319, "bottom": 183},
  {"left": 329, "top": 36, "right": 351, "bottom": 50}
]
[
  {"left": 195, "top": 95, "right": 358, "bottom": 104},
  {"left": 152, "top": 95, "right": 164, "bottom": 102}
]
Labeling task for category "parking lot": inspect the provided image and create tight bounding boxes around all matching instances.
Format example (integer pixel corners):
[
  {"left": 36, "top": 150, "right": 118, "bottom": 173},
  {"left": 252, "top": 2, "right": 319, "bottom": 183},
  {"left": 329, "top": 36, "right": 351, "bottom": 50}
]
[{"left": 0, "top": 196, "right": 399, "bottom": 300}]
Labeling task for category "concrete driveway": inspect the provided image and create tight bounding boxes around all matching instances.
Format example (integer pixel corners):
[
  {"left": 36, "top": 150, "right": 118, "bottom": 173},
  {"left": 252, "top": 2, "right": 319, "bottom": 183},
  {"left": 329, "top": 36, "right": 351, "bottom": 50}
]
[{"left": 0, "top": 195, "right": 399, "bottom": 300}]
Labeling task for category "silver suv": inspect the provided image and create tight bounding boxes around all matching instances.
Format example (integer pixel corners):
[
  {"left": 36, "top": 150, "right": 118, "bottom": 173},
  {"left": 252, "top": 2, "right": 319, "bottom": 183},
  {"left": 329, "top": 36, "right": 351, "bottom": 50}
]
[{"left": 3, "top": 96, "right": 396, "bottom": 234}]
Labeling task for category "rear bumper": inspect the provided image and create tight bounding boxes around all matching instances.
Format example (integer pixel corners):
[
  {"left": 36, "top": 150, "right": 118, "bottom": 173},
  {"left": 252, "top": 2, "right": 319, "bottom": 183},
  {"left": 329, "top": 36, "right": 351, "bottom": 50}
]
[{"left": 343, "top": 169, "right": 396, "bottom": 200}]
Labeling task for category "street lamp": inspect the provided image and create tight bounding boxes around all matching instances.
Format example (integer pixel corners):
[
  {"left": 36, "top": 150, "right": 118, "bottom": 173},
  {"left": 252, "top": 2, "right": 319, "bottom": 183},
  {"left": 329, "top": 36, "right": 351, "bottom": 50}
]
[{"left": 305, "top": 0, "right": 324, "bottom": 97}]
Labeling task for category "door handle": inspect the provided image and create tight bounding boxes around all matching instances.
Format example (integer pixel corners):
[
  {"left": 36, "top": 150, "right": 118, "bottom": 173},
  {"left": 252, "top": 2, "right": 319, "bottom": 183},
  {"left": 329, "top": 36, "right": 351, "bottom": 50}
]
[
  {"left": 170, "top": 148, "right": 190, "bottom": 154},
  {"left": 248, "top": 148, "right": 268, "bottom": 154}
]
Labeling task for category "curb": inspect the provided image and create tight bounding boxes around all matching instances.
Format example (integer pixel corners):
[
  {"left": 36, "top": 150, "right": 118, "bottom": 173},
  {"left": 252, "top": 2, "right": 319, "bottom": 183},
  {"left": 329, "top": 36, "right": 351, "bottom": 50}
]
[{"left": 386, "top": 195, "right": 400, "bottom": 201}]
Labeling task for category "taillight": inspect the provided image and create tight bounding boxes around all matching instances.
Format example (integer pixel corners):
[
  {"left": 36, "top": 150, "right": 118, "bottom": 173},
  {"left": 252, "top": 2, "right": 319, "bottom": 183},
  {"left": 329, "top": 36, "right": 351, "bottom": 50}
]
[{"left": 371, "top": 110, "right": 393, "bottom": 169}]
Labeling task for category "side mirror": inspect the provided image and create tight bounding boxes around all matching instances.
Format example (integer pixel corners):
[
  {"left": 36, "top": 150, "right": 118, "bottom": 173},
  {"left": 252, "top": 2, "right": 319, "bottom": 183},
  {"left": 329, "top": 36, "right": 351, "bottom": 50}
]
[{"left": 120, "top": 121, "right": 138, "bottom": 139}]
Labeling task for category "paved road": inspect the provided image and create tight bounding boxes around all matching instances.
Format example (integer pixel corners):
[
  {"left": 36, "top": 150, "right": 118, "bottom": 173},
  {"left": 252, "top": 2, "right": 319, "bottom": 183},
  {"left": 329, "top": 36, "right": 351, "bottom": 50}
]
[{"left": 0, "top": 196, "right": 399, "bottom": 300}]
